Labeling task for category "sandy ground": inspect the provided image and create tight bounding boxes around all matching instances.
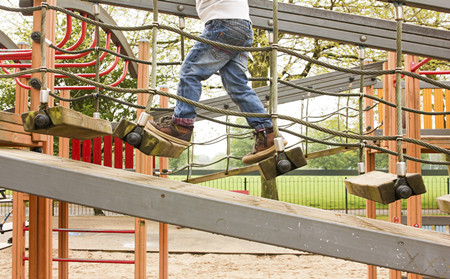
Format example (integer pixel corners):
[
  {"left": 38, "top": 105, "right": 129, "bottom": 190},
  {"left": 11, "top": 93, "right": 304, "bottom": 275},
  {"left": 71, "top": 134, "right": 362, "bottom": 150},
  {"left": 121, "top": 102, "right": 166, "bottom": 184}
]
[
  {"left": 0, "top": 249, "right": 392, "bottom": 278},
  {"left": 0, "top": 216, "right": 392, "bottom": 278}
]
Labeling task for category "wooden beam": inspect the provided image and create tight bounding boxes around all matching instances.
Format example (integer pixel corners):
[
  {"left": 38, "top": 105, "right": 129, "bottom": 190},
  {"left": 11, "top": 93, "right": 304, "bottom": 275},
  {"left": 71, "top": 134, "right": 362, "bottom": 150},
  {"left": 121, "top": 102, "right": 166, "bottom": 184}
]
[
  {"left": 83, "top": 0, "right": 450, "bottom": 61},
  {"left": 0, "top": 148, "right": 448, "bottom": 278},
  {"left": 376, "top": 0, "right": 450, "bottom": 13}
]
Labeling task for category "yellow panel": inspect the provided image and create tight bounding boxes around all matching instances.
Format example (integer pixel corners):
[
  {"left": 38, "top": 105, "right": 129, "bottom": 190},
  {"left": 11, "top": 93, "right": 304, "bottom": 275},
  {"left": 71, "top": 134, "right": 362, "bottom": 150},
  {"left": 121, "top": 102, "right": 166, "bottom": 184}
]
[
  {"left": 446, "top": 89, "right": 450, "bottom": 129},
  {"left": 422, "top": 89, "right": 433, "bottom": 129},
  {"left": 434, "top": 89, "right": 444, "bottom": 129}
]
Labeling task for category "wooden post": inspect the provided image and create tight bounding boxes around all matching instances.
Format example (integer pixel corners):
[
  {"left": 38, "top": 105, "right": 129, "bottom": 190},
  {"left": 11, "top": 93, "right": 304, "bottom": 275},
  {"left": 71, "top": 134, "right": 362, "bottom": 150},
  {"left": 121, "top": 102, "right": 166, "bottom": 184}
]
[
  {"left": 134, "top": 38, "right": 151, "bottom": 279},
  {"left": 159, "top": 87, "right": 170, "bottom": 279},
  {"left": 12, "top": 42, "right": 30, "bottom": 279},
  {"left": 385, "top": 52, "right": 401, "bottom": 279},
  {"left": 58, "top": 90, "right": 71, "bottom": 279},
  {"left": 28, "top": 1, "right": 56, "bottom": 278},
  {"left": 405, "top": 55, "right": 422, "bottom": 279},
  {"left": 364, "top": 84, "right": 377, "bottom": 279}
]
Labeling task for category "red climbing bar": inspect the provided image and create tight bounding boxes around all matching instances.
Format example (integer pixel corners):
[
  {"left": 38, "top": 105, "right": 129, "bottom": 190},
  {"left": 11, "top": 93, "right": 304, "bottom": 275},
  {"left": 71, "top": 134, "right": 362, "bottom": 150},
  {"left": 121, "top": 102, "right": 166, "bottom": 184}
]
[
  {"left": 125, "top": 143, "right": 134, "bottom": 169},
  {"left": 55, "top": 14, "right": 88, "bottom": 54},
  {"left": 72, "top": 139, "right": 81, "bottom": 161},
  {"left": 103, "top": 135, "right": 113, "bottom": 167},
  {"left": 114, "top": 137, "right": 123, "bottom": 169},
  {"left": 23, "top": 257, "right": 135, "bottom": 264},
  {"left": 410, "top": 58, "right": 431, "bottom": 72},
  {"left": 82, "top": 140, "right": 91, "bottom": 163},
  {"left": 93, "top": 137, "right": 102, "bottom": 165},
  {"left": 55, "top": 14, "right": 73, "bottom": 48},
  {"left": 52, "top": 228, "right": 135, "bottom": 234}
]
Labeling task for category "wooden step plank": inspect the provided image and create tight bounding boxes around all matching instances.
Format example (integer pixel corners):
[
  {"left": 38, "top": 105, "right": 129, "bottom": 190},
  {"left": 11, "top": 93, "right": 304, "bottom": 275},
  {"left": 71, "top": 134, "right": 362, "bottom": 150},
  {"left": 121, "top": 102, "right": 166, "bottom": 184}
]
[
  {"left": 0, "top": 149, "right": 448, "bottom": 278},
  {"left": 345, "top": 171, "right": 426, "bottom": 204},
  {"left": 437, "top": 195, "right": 450, "bottom": 214},
  {"left": 113, "top": 119, "right": 186, "bottom": 158},
  {"left": 21, "top": 106, "right": 112, "bottom": 140}
]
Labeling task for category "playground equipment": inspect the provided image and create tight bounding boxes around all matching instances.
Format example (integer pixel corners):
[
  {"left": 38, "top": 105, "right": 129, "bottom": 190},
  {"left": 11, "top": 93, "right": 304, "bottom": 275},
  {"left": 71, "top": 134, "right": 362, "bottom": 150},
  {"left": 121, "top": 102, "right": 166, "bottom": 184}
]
[{"left": 0, "top": 0, "right": 449, "bottom": 278}]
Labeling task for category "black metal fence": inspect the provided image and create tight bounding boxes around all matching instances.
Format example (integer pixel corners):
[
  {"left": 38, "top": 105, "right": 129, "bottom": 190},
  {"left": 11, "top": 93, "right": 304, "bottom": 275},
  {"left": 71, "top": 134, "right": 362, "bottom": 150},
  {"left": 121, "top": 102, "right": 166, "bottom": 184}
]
[
  {"left": 0, "top": 174, "right": 448, "bottom": 217},
  {"left": 196, "top": 175, "right": 449, "bottom": 216}
]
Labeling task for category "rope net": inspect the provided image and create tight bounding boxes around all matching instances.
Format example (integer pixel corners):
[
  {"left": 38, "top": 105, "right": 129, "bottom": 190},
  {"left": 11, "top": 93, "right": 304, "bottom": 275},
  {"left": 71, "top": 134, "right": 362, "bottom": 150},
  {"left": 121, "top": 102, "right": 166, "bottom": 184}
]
[{"left": 0, "top": 2, "right": 449, "bottom": 177}]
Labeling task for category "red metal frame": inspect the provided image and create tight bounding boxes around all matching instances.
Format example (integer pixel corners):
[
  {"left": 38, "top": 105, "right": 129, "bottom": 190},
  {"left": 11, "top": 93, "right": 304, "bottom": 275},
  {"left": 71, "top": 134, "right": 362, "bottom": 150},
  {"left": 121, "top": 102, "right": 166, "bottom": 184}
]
[{"left": 23, "top": 257, "right": 135, "bottom": 264}]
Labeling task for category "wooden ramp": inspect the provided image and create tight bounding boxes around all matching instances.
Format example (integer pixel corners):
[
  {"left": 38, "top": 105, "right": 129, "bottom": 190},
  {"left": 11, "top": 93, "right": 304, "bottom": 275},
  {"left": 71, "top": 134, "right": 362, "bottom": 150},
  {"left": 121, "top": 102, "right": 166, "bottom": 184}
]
[{"left": 0, "top": 149, "right": 448, "bottom": 278}]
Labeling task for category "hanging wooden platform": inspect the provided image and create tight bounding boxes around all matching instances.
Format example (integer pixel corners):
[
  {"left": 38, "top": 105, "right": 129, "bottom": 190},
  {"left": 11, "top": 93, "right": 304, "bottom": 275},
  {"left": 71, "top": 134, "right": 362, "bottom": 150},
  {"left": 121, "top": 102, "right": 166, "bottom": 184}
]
[
  {"left": 437, "top": 195, "right": 450, "bottom": 214},
  {"left": 257, "top": 147, "right": 307, "bottom": 180},
  {"left": 113, "top": 119, "right": 186, "bottom": 158},
  {"left": 0, "top": 111, "right": 44, "bottom": 148},
  {"left": 0, "top": 148, "right": 448, "bottom": 278},
  {"left": 21, "top": 106, "right": 112, "bottom": 140},
  {"left": 344, "top": 171, "right": 427, "bottom": 204}
]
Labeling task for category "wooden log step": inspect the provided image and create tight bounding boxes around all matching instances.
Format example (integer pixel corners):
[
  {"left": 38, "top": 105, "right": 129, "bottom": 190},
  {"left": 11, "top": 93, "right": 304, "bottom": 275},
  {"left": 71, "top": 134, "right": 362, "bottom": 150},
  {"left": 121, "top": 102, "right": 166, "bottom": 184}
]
[
  {"left": 257, "top": 147, "right": 307, "bottom": 180},
  {"left": 344, "top": 171, "right": 427, "bottom": 204},
  {"left": 113, "top": 119, "right": 186, "bottom": 158},
  {"left": 437, "top": 195, "right": 450, "bottom": 214},
  {"left": 21, "top": 106, "right": 112, "bottom": 140}
]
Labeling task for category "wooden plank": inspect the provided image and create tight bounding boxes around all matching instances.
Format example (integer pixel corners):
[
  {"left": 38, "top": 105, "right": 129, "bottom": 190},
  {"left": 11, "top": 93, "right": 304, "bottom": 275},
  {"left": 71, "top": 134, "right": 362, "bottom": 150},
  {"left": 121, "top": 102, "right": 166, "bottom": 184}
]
[
  {"left": 376, "top": 0, "right": 450, "bottom": 13},
  {"left": 85, "top": 0, "right": 450, "bottom": 61},
  {"left": 0, "top": 130, "right": 43, "bottom": 148},
  {"left": 437, "top": 195, "right": 450, "bottom": 214},
  {"left": 0, "top": 111, "right": 24, "bottom": 125},
  {"left": 21, "top": 106, "right": 113, "bottom": 140},
  {"left": 113, "top": 119, "right": 186, "bottom": 158},
  {"left": 0, "top": 148, "right": 448, "bottom": 278}
]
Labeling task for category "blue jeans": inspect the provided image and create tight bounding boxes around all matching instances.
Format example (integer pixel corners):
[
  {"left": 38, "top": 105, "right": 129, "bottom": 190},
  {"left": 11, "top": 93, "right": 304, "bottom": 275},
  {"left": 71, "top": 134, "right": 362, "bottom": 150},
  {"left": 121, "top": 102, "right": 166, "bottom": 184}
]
[{"left": 173, "top": 19, "right": 272, "bottom": 130}]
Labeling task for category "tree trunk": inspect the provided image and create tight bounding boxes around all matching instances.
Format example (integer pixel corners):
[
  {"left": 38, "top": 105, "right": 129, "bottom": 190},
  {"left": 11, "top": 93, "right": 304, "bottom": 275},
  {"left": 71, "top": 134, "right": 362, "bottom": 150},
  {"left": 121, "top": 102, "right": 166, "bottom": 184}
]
[
  {"left": 261, "top": 176, "right": 279, "bottom": 200},
  {"left": 248, "top": 29, "right": 279, "bottom": 200}
]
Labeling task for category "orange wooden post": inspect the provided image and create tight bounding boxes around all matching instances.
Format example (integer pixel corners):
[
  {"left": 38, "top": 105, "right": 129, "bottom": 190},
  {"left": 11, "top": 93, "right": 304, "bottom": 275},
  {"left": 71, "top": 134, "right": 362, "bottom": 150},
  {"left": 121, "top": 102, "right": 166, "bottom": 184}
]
[
  {"left": 385, "top": 52, "right": 401, "bottom": 279},
  {"left": 12, "top": 41, "right": 30, "bottom": 279},
  {"left": 58, "top": 90, "right": 71, "bottom": 279},
  {"left": 364, "top": 84, "right": 377, "bottom": 279},
  {"left": 405, "top": 55, "right": 422, "bottom": 279},
  {"left": 135, "top": 38, "right": 151, "bottom": 279},
  {"left": 159, "top": 87, "right": 170, "bottom": 279},
  {"left": 28, "top": 1, "right": 56, "bottom": 278}
]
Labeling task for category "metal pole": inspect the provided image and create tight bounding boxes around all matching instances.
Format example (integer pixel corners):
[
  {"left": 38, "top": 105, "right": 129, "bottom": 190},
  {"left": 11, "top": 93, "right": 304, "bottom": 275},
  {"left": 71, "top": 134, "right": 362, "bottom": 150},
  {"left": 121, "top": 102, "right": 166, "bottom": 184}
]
[{"left": 93, "top": 2, "right": 101, "bottom": 118}]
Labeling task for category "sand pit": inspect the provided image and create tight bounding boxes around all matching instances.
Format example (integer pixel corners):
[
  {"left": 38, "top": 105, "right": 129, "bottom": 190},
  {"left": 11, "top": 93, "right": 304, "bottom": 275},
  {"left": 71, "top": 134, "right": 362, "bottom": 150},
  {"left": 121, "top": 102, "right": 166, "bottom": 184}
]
[
  {"left": 0, "top": 216, "right": 392, "bottom": 278},
  {"left": 0, "top": 249, "right": 392, "bottom": 278}
]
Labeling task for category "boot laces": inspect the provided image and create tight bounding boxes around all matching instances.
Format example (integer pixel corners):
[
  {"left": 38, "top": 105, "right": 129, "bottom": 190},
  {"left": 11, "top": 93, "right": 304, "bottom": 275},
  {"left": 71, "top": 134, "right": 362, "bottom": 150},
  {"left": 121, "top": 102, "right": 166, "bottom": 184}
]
[{"left": 250, "top": 130, "right": 268, "bottom": 153}]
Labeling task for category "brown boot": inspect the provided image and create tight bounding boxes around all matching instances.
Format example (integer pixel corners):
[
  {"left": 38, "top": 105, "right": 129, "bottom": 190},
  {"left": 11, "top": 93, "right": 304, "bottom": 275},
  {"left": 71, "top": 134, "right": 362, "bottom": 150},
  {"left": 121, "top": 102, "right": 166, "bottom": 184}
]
[
  {"left": 147, "top": 117, "right": 193, "bottom": 146},
  {"left": 242, "top": 127, "right": 287, "bottom": 165}
]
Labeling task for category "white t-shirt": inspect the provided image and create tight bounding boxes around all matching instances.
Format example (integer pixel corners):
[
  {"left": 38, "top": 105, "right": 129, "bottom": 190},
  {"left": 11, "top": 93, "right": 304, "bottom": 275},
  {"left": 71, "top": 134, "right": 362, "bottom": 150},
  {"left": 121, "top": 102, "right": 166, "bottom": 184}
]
[{"left": 196, "top": 0, "right": 251, "bottom": 23}]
